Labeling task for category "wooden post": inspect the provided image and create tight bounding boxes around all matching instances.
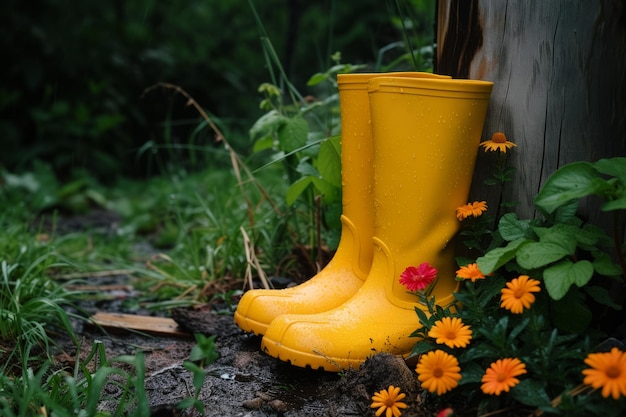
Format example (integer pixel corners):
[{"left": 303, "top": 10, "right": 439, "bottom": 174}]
[{"left": 437, "top": 0, "right": 625, "bottom": 232}]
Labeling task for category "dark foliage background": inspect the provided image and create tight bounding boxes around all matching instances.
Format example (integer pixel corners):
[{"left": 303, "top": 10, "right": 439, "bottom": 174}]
[{"left": 0, "top": 0, "right": 434, "bottom": 182}]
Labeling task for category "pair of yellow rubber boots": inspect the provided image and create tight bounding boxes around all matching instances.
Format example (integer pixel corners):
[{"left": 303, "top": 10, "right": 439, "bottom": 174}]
[{"left": 234, "top": 72, "right": 493, "bottom": 372}]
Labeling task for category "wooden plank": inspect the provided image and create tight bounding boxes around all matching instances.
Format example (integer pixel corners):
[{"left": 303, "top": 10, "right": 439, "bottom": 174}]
[{"left": 90, "top": 312, "right": 190, "bottom": 338}]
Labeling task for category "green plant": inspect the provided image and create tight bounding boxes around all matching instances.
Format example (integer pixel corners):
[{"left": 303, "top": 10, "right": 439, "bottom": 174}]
[
  {"left": 401, "top": 156, "right": 626, "bottom": 416},
  {"left": 477, "top": 157, "right": 625, "bottom": 332},
  {"left": 0, "top": 341, "right": 150, "bottom": 417},
  {"left": 0, "top": 259, "right": 78, "bottom": 364},
  {"left": 178, "top": 334, "right": 219, "bottom": 416}
]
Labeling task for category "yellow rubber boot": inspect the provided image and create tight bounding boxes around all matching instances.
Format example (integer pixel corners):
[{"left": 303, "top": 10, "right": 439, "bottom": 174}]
[
  {"left": 261, "top": 76, "right": 493, "bottom": 371},
  {"left": 234, "top": 72, "right": 449, "bottom": 335}
]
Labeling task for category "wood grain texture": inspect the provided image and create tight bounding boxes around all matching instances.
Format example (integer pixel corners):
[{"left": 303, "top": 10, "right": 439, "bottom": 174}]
[{"left": 437, "top": 0, "right": 625, "bottom": 232}]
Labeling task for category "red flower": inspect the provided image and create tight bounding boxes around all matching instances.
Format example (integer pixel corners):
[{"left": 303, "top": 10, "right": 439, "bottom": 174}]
[
  {"left": 437, "top": 408, "right": 454, "bottom": 417},
  {"left": 399, "top": 262, "right": 438, "bottom": 292}
]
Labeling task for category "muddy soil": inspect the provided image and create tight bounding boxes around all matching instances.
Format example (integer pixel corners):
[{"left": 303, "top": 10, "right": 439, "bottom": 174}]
[
  {"left": 32, "top": 209, "right": 442, "bottom": 417},
  {"left": 65, "top": 301, "right": 437, "bottom": 417}
]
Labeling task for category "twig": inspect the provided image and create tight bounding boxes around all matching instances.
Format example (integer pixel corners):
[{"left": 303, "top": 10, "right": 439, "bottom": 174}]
[
  {"left": 52, "top": 269, "right": 135, "bottom": 280},
  {"left": 240, "top": 227, "right": 272, "bottom": 290},
  {"left": 528, "top": 383, "right": 592, "bottom": 417}
]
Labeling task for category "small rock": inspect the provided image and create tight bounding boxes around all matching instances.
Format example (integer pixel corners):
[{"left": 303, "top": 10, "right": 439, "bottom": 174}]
[
  {"left": 268, "top": 399, "right": 289, "bottom": 413},
  {"left": 242, "top": 397, "right": 264, "bottom": 409}
]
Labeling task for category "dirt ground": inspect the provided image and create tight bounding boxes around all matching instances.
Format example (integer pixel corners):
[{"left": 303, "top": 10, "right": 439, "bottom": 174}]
[
  {"left": 63, "top": 286, "right": 439, "bottom": 417},
  {"left": 34, "top": 210, "right": 443, "bottom": 417}
]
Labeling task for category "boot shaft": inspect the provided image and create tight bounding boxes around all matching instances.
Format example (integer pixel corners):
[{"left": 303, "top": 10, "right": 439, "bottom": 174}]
[
  {"left": 367, "top": 76, "right": 493, "bottom": 305},
  {"left": 336, "top": 72, "right": 451, "bottom": 277}
]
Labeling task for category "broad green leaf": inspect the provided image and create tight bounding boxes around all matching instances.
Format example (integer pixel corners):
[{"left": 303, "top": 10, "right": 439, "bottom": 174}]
[
  {"left": 592, "top": 252, "right": 623, "bottom": 276},
  {"left": 516, "top": 241, "right": 572, "bottom": 269},
  {"left": 477, "top": 239, "right": 529, "bottom": 274},
  {"left": 410, "top": 341, "right": 437, "bottom": 357},
  {"left": 498, "top": 212, "right": 531, "bottom": 241},
  {"left": 543, "top": 260, "right": 593, "bottom": 300},
  {"left": 295, "top": 159, "right": 319, "bottom": 177},
  {"left": 252, "top": 135, "right": 274, "bottom": 153},
  {"left": 249, "top": 110, "right": 287, "bottom": 141},
  {"left": 317, "top": 135, "right": 342, "bottom": 187},
  {"left": 511, "top": 379, "right": 551, "bottom": 407},
  {"left": 535, "top": 223, "right": 598, "bottom": 247},
  {"left": 310, "top": 177, "right": 340, "bottom": 203},
  {"left": 277, "top": 115, "right": 309, "bottom": 152},
  {"left": 593, "top": 157, "right": 626, "bottom": 182},
  {"left": 534, "top": 162, "right": 611, "bottom": 213},
  {"left": 552, "top": 199, "right": 579, "bottom": 223},
  {"left": 286, "top": 177, "right": 313, "bottom": 206}
]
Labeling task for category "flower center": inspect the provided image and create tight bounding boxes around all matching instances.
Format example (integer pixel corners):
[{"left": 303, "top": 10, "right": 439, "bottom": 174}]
[
  {"left": 496, "top": 372, "right": 507, "bottom": 382},
  {"left": 433, "top": 368, "right": 444, "bottom": 378},
  {"left": 606, "top": 365, "right": 622, "bottom": 379},
  {"left": 446, "top": 331, "right": 457, "bottom": 340},
  {"left": 492, "top": 132, "right": 507, "bottom": 143},
  {"left": 384, "top": 397, "right": 395, "bottom": 407},
  {"left": 513, "top": 288, "right": 526, "bottom": 299}
]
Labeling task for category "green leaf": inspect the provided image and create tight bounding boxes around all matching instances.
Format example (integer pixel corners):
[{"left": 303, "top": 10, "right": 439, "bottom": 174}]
[
  {"left": 306, "top": 72, "right": 329, "bottom": 86},
  {"left": 534, "top": 162, "right": 612, "bottom": 213},
  {"left": 295, "top": 159, "right": 319, "bottom": 177},
  {"left": 593, "top": 157, "right": 626, "bottom": 182},
  {"left": 592, "top": 252, "right": 623, "bottom": 276},
  {"left": 316, "top": 135, "right": 341, "bottom": 187},
  {"left": 477, "top": 239, "right": 530, "bottom": 274},
  {"left": 511, "top": 379, "right": 551, "bottom": 407},
  {"left": 585, "top": 285, "right": 623, "bottom": 310},
  {"left": 310, "top": 177, "right": 340, "bottom": 203},
  {"left": 249, "top": 110, "right": 287, "bottom": 141},
  {"left": 286, "top": 177, "right": 313, "bottom": 206},
  {"left": 543, "top": 260, "right": 594, "bottom": 300},
  {"left": 516, "top": 241, "right": 572, "bottom": 269},
  {"left": 458, "top": 361, "right": 486, "bottom": 385},
  {"left": 410, "top": 341, "right": 437, "bottom": 357},
  {"left": 252, "top": 135, "right": 275, "bottom": 153},
  {"left": 552, "top": 199, "right": 579, "bottom": 223},
  {"left": 602, "top": 195, "right": 626, "bottom": 211},
  {"left": 498, "top": 213, "right": 531, "bottom": 241},
  {"left": 277, "top": 115, "right": 308, "bottom": 152}
]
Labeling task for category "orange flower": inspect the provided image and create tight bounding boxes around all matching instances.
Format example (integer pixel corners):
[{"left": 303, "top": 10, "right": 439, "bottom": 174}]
[
  {"left": 481, "top": 358, "right": 527, "bottom": 395},
  {"left": 500, "top": 275, "right": 541, "bottom": 314},
  {"left": 456, "top": 201, "right": 488, "bottom": 221},
  {"left": 428, "top": 317, "right": 472, "bottom": 348},
  {"left": 582, "top": 347, "right": 626, "bottom": 399},
  {"left": 455, "top": 263, "right": 486, "bottom": 282},
  {"left": 370, "top": 385, "right": 408, "bottom": 417},
  {"left": 480, "top": 132, "right": 517, "bottom": 153},
  {"left": 416, "top": 350, "right": 462, "bottom": 395}
]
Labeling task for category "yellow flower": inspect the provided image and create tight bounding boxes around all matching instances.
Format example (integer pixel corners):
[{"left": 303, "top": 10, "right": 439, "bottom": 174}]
[
  {"left": 416, "top": 350, "right": 462, "bottom": 395},
  {"left": 481, "top": 358, "right": 527, "bottom": 395},
  {"left": 456, "top": 201, "right": 488, "bottom": 221},
  {"left": 500, "top": 275, "right": 541, "bottom": 314},
  {"left": 582, "top": 347, "right": 626, "bottom": 399},
  {"left": 455, "top": 263, "right": 486, "bottom": 282},
  {"left": 480, "top": 132, "right": 517, "bottom": 152},
  {"left": 428, "top": 317, "right": 472, "bottom": 348},
  {"left": 370, "top": 385, "right": 408, "bottom": 417}
]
